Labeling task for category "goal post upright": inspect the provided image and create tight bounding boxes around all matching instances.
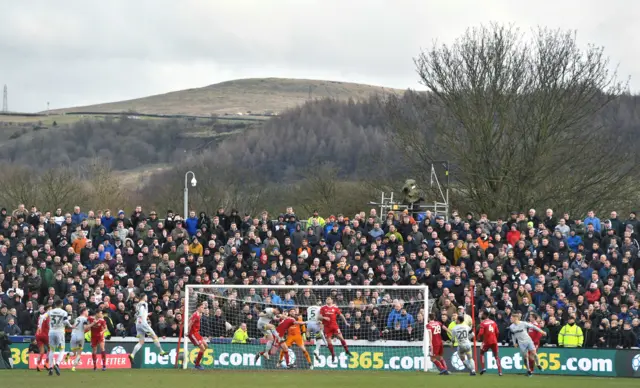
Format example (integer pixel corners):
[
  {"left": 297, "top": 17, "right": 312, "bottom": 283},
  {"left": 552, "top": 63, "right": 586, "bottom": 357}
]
[
  {"left": 422, "top": 285, "right": 429, "bottom": 372},
  {"left": 182, "top": 285, "right": 191, "bottom": 370}
]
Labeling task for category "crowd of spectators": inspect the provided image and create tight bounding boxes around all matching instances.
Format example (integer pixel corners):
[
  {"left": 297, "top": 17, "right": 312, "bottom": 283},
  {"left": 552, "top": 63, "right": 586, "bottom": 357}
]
[{"left": 0, "top": 204, "right": 639, "bottom": 349}]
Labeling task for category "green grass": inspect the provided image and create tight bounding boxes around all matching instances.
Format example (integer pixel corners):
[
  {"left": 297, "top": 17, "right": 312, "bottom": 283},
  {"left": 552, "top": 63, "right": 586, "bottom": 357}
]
[{"left": 2, "top": 370, "right": 638, "bottom": 388}]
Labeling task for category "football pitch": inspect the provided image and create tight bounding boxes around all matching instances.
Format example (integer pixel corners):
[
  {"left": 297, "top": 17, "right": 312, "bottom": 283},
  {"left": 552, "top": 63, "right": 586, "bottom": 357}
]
[{"left": 3, "top": 370, "right": 639, "bottom": 388}]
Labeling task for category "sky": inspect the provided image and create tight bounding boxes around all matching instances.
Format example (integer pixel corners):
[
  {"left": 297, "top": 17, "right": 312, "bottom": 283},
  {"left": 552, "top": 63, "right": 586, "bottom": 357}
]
[{"left": 1, "top": 0, "right": 638, "bottom": 112}]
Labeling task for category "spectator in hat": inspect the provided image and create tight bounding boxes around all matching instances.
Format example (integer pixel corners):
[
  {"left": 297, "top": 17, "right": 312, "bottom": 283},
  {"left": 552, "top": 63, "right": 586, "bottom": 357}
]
[
  {"left": 189, "top": 237, "right": 203, "bottom": 256},
  {"left": 624, "top": 212, "right": 638, "bottom": 234}
]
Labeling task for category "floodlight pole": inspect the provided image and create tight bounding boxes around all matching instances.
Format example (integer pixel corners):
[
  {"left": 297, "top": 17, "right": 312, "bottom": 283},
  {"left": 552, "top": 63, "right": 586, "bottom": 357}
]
[{"left": 184, "top": 171, "right": 196, "bottom": 218}]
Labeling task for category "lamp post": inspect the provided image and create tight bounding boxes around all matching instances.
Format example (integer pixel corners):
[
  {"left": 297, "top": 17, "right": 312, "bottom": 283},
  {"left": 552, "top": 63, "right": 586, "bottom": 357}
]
[{"left": 184, "top": 171, "right": 197, "bottom": 218}]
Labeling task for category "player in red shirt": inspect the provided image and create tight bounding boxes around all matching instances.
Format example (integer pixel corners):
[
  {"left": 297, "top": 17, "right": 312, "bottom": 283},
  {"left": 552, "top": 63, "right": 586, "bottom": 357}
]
[
  {"left": 319, "top": 297, "right": 351, "bottom": 362},
  {"left": 35, "top": 306, "right": 51, "bottom": 372},
  {"left": 477, "top": 310, "right": 502, "bottom": 376},
  {"left": 426, "top": 313, "right": 451, "bottom": 375},
  {"left": 528, "top": 313, "right": 543, "bottom": 371},
  {"left": 528, "top": 313, "right": 543, "bottom": 349},
  {"left": 88, "top": 310, "right": 108, "bottom": 371},
  {"left": 189, "top": 303, "right": 208, "bottom": 370},
  {"left": 275, "top": 309, "right": 304, "bottom": 368}
]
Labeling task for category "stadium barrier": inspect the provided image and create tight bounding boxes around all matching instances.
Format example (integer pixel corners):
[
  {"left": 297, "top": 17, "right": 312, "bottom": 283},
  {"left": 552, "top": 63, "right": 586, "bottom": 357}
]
[{"left": 5, "top": 337, "right": 640, "bottom": 377}]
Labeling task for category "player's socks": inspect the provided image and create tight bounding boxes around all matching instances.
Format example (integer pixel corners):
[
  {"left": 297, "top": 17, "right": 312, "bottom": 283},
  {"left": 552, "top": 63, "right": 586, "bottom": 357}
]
[
  {"left": 131, "top": 343, "right": 143, "bottom": 358},
  {"left": 463, "top": 359, "right": 475, "bottom": 373},
  {"left": 57, "top": 350, "right": 66, "bottom": 365},
  {"left": 339, "top": 338, "right": 350, "bottom": 354},
  {"left": 92, "top": 353, "right": 97, "bottom": 367},
  {"left": 195, "top": 350, "right": 204, "bottom": 366},
  {"left": 74, "top": 353, "right": 81, "bottom": 367},
  {"left": 278, "top": 350, "right": 284, "bottom": 362},
  {"left": 440, "top": 358, "right": 448, "bottom": 371},
  {"left": 434, "top": 359, "right": 445, "bottom": 371},
  {"left": 283, "top": 350, "right": 290, "bottom": 366},
  {"left": 529, "top": 357, "right": 535, "bottom": 372},
  {"left": 101, "top": 351, "right": 107, "bottom": 367},
  {"left": 48, "top": 351, "right": 55, "bottom": 370},
  {"left": 327, "top": 342, "right": 336, "bottom": 359},
  {"left": 302, "top": 350, "right": 311, "bottom": 363},
  {"left": 495, "top": 353, "right": 502, "bottom": 374},
  {"left": 153, "top": 339, "right": 164, "bottom": 352},
  {"left": 265, "top": 340, "right": 273, "bottom": 353}
]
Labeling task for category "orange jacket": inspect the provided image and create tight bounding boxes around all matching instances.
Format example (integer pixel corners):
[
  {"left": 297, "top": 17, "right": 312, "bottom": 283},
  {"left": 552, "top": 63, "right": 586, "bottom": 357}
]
[
  {"left": 72, "top": 238, "right": 87, "bottom": 254},
  {"left": 476, "top": 237, "right": 489, "bottom": 251}
]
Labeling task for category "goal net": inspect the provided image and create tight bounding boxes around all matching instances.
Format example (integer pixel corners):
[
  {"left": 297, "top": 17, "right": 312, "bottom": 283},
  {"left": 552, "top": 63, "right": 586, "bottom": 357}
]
[{"left": 180, "top": 285, "right": 432, "bottom": 372}]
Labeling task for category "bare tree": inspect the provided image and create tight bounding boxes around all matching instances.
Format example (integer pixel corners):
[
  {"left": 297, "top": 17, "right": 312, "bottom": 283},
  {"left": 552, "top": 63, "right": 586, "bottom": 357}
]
[
  {"left": 82, "top": 158, "right": 128, "bottom": 210},
  {"left": 384, "top": 23, "right": 633, "bottom": 217},
  {"left": 0, "top": 164, "right": 39, "bottom": 208},
  {"left": 38, "top": 167, "right": 88, "bottom": 211},
  {"left": 296, "top": 163, "right": 340, "bottom": 215}
]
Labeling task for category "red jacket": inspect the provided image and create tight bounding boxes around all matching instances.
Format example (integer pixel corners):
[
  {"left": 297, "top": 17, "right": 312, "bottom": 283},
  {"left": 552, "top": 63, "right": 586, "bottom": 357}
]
[
  {"left": 585, "top": 288, "right": 601, "bottom": 304},
  {"left": 506, "top": 230, "right": 521, "bottom": 247}
]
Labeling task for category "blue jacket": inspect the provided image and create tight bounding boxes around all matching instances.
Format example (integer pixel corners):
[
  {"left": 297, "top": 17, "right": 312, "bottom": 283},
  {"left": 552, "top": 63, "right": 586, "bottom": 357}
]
[
  {"left": 72, "top": 212, "right": 87, "bottom": 226},
  {"left": 99, "top": 243, "right": 115, "bottom": 260},
  {"left": 580, "top": 267, "right": 594, "bottom": 282},
  {"left": 387, "top": 309, "right": 403, "bottom": 328},
  {"left": 285, "top": 221, "right": 299, "bottom": 236},
  {"left": 567, "top": 235, "right": 583, "bottom": 251},
  {"left": 281, "top": 298, "right": 296, "bottom": 309},
  {"left": 101, "top": 216, "right": 115, "bottom": 232},
  {"left": 583, "top": 217, "right": 601, "bottom": 233},
  {"left": 185, "top": 216, "right": 199, "bottom": 236},
  {"left": 270, "top": 293, "right": 283, "bottom": 307},
  {"left": 325, "top": 231, "right": 341, "bottom": 248},
  {"left": 532, "top": 291, "right": 550, "bottom": 307},
  {"left": 387, "top": 309, "right": 415, "bottom": 329}
]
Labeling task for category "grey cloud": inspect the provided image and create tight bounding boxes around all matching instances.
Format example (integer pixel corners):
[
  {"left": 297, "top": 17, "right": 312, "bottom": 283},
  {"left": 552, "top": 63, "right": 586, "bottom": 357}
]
[{"left": 0, "top": 0, "right": 638, "bottom": 112}]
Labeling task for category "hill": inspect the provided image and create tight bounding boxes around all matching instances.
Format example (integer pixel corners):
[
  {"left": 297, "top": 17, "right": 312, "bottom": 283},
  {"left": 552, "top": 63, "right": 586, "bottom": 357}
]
[{"left": 48, "top": 78, "right": 404, "bottom": 116}]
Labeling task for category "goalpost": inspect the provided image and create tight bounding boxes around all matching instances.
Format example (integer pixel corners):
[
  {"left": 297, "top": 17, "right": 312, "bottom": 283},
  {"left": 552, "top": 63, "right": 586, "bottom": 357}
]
[{"left": 180, "top": 285, "right": 431, "bottom": 372}]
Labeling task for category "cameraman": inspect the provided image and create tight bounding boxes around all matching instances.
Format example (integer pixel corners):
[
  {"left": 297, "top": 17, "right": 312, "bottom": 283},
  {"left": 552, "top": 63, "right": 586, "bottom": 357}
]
[{"left": 0, "top": 330, "right": 12, "bottom": 369}]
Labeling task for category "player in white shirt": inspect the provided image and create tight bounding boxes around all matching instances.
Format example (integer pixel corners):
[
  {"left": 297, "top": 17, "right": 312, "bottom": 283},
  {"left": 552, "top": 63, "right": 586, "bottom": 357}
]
[
  {"left": 254, "top": 306, "right": 281, "bottom": 361},
  {"left": 509, "top": 312, "right": 546, "bottom": 377},
  {"left": 69, "top": 308, "right": 94, "bottom": 371},
  {"left": 48, "top": 300, "right": 72, "bottom": 376},
  {"left": 306, "top": 304, "right": 327, "bottom": 357},
  {"left": 451, "top": 315, "right": 476, "bottom": 375},
  {"left": 129, "top": 294, "right": 167, "bottom": 362}
]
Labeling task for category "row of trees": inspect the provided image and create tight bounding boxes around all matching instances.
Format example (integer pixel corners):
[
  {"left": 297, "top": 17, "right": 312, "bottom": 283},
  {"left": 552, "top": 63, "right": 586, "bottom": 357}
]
[
  {"left": 0, "top": 117, "right": 193, "bottom": 169},
  {"left": 0, "top": 160, "right": 128, "bottom": 213}
]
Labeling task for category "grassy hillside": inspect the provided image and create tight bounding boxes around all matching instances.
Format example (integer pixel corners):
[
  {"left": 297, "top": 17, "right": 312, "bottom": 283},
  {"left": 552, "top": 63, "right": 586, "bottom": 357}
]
[{"left": 47, "top": 78, "right": 404, "bottom": 116}]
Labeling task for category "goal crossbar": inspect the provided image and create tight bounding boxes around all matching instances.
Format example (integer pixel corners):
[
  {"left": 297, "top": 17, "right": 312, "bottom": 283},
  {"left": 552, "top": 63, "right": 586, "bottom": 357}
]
[{"left": 185, "top": 285, "right": 429, "bottom": 289}]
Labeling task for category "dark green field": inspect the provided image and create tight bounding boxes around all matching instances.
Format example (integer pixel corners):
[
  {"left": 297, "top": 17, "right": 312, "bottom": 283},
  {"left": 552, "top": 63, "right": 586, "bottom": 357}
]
[{"left": 2, "top": 369, "right": 639, "bottom": 388}]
